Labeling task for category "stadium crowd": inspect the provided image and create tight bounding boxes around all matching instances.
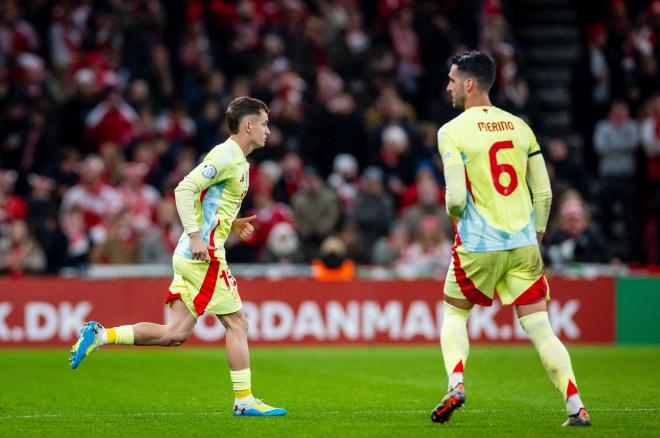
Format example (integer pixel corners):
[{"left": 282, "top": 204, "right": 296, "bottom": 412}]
[{"left": 0, "top": 0, "right": 659, "bottom": 277}]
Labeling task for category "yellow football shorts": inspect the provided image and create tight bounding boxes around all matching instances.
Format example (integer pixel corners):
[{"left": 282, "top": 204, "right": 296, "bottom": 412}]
[
  {"left": 444, "top": 243, "right": 550, "bottom": 306},
  {"left": 165, "top": 254, "right": 242, "bottom": 318}
]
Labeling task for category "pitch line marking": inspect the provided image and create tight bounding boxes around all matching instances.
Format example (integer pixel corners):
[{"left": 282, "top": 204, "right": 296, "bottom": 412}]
[{"left": 1, "top": 407, "right": 658, "bottom": 420}]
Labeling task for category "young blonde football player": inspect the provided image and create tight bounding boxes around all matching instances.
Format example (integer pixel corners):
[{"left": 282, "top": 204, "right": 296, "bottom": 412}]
[
  {"left": 70, "top": 97, "right": 286, "bottom": 417},
  {"left": 431, "top": 51, "right": 590, "bottom": 427}
]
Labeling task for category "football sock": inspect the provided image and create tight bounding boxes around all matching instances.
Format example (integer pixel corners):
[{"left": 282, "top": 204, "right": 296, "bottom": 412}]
[
  {"left": 231, "top": 368, "right": 254, "bottom": 404},
  {"left": 519, "top": 311, "right": 584, "bottom": 414},
  {"left": 565, "top": 380, "right": 585, "bottom": 415},
  {"left": 102, "top": 326, "right": 134, "bottom": 345},
  {"left": 441, "top": 302, "right": 471, "bottom": 390}
]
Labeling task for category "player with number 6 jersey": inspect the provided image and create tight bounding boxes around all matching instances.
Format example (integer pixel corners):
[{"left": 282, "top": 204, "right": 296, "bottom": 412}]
[
  {"left": 438, "top": 106, "right": 542, "bottom": 253},
  {"left": 431, "top": 51, "right": 590, "bottom": 427}
]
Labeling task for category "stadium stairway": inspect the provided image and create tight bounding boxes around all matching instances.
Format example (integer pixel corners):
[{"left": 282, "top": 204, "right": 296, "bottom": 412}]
[{"left": 508, "top": 0, "right": 583, "bottom": 147}]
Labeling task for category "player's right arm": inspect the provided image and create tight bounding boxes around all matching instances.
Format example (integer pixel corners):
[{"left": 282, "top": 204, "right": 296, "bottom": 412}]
[
  {"left": 525, "top": 129, "right": 552, "bottom": 243},
  {"left": 174, "top": 148, "right": 231, "bottom": 261},
  {"left": 438, "top": 126, "right": 467, "bottom": 220}
]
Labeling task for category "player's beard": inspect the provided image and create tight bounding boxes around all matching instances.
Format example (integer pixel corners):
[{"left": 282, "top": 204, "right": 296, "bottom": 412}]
[{"left": 452, "top": 90, "right": 466, "bottom": 111}]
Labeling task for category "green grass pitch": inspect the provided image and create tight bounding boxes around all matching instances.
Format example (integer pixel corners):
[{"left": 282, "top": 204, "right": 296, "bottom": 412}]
[{"left": 0, "top": 346, "right": 658, "bottom": 437}]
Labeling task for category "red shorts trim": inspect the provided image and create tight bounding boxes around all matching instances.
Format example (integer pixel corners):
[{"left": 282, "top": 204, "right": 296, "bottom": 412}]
[
  {"left": 165, "top": 290, "right": 181, "bottom": 304},
  {"left": 193, "top": 260, "right": 220, "bottom": 315},
  {"left": 512, "top": 275, "right": 548, "bottom": 305},
  {"left": 451, "top": 244, "right": 493, "bottom": 306}
]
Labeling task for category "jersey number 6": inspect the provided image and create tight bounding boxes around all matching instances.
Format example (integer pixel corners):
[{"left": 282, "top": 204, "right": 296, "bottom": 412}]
[{"left": 488, "top": 140, "right": 519, "bottom": 196}]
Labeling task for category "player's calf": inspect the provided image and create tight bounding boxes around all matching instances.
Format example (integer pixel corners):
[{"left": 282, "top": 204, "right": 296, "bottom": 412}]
[{"left": 161, "top": 328, "right": 190, "bottom": 346}]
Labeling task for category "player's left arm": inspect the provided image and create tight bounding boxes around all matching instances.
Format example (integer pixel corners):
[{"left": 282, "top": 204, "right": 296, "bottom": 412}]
[
  {"left": 438, "top": 127, "right": 467, "bottom": 219},
  {"left": 526, "top": 133, "right": 552, "bottom": 242}
]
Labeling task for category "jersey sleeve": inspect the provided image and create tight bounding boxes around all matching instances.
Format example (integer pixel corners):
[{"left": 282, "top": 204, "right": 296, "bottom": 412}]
[
  {"left": 174, "top": 147, "right": 235, "bottom": 234},
  {"left": 526, "top": 124, "right": 542, "bottom": 157},
  {"left": 437, "top": 125, "right": 464, "bottom": 168},
  {"left": 438, "top": 125, "right": 467, "bottom": 217},
  {"left": 526, "top": 154, "right": 552, "bottom": 232}
]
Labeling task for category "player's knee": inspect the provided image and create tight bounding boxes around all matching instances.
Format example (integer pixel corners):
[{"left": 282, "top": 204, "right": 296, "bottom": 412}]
[{"left": 228, "top": 313, "right": 249, "bottom": 338}]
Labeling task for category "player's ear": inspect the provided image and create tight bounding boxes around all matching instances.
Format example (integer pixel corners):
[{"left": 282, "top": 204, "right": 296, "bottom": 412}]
[{"left": 464, "top": 77, "right": 475, "bottom": 93}]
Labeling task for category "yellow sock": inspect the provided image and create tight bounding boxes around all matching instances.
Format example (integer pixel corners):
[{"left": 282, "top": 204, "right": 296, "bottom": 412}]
[
  {"left": 230, "top": 368, "right": 252, "bottom": 400},
  {"left": 519, "top": 311, "right": 578, "bottom": 402},
  {"left": 106, "top": 325, "right": 134, "bottom": 345},
  {"left": 235, "top": 388, "right": 252, "bottom": 399},
  {"left": 106, "top": 328, "right": 117, "bottom": 344},
  {"left": 441, "top": 302, "right": 471, "bottom": 388}
]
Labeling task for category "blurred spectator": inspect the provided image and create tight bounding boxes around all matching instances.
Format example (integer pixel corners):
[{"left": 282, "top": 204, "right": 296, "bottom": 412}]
[
  {"left": 291, "top": 166, "right": 340, "bottom": 260},
  {"left": 336, "top": 218, "right": 361, "bottom": 262},
  {"left": 145, "top": 43, "right": 175, "bottom": 105},
  {"left": 0, "top": 170, "right": 26, "bottom": 227},
  {"left": 53, "top": 148, "right": 81, "bottom": 198},
  {"left": 26, "top": 174, "right": 68, "bottom": 273},
  {"left": 545, "top": 138, "right": 592, "bottom": 199},
  {"left": 352, "top": 166, "right": 394, "bottom": 262},
  {"left": 0, "top": 218, "right": 46, "bottom": 277},
  {"left": 304, "top": 69, "right": 366, "bottom": 174},
  {"left": 17, "top": 104, "right": 55, "bottom": 177},
  {"left": 60, "top": 69, "right": 98, "bottom": 152},
  {"left": 544, "top": 190, "right": 614, "bottom": 268},
  {"left": 195, "top": 99, "right": 223, "bottom": 151},
  {"left": 395, "top": 215, "right": 452, "bottom": 279},
  {"left": 586, "top": 23, "right": 611, "bottom": 116},
  {"left": 59, "top": 155, "right": 122, "bottom": 229},
  {"left": 0, "top": 1, "right": 40, "bottom": 58},
  {"left": 155, "top": 102, "right": 196, "bottom": 145},
  {"left": 311, "top": 236, "right": 356, "bottom": 281},
  {"left": 261, "top": 222, "right": 304, "bottom": 264},
  {"left": 116, "top": 162, "right": 161, "bottom": 233},
  {"left": 242, "top": 180, "right": 294, "bottom": 261},
  {"left": 371, "top": 221, "right": 410, "bottom": 266},
  {"left": 365, "top": 85, "right": 416, "bottom": 141},
  {"left": 399, "top": 173, "right": 452, "bottom": 238},
  {"left": 388, "top": 7, "right": 422, "bottom": 94},
  {"left": 84, "top": 75, "right": 138, "bottom": 149},
  {"left": 138, "top": 198, "right": 182, "bottom": 264},
  {"left": 134, "top": 106, "right": 159, "bottom": 143},
  {"left": 593, "top": 100, "right": 638, "bottom": 258},
  {"left": 376, "top": 124, "right": 416, "bottom": 198},
  {"left": 26, "top": 174, "right": 57, "bottom": 233},
  {"left": 0, "top": 100, "right": 30, "bottom": 172},
  {"left": 274, "top": 151, "right": 303, "bottom": 203},
  {"left": 641, "top": 94, "right": 660, "bottom": 196},
  {"left": 327, "top": 153, "right": 360, "bottom": 214},
  {"left": 498, "top": 76, "right": 536, "bottom": 124},
  {"left": 640, "top": 94, "right": 660, "bottom": 264},
  {"left": 128, "top": 79, "right": 154, "bottom": 112},
  {"left": 90, "top": 208, "right": 138, "bottom": 264},
  {"left": 398, "top": 161, "right": 442, "bottom": 209},
  {"left": 60, "top": 206, "right": 91, "bottom": 268}
]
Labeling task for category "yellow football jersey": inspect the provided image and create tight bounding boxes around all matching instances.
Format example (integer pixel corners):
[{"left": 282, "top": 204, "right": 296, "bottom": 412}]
[
  {"left": 438, "top": 106, "right": 540, "bottom": 252},
  {"left": 175, "top": 139, "right": 250, "bottom": 261}
]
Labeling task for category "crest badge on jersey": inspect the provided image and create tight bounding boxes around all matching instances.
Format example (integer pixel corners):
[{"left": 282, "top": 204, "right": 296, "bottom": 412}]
[{"left": 202, "top": 164, "right": 217, "bottom": 179}]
